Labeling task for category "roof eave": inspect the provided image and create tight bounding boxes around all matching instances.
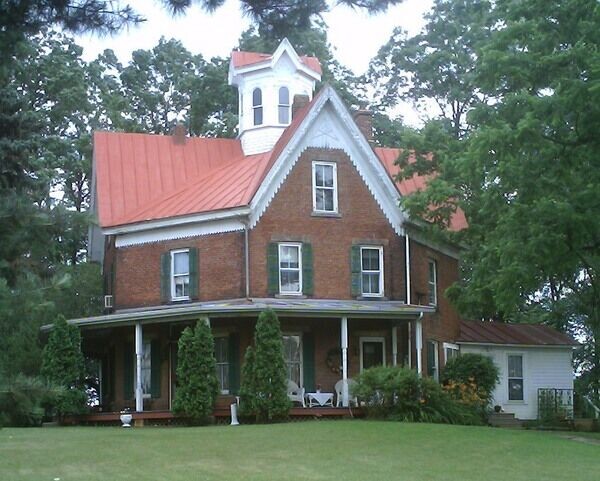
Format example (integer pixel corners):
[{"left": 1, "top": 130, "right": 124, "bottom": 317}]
[{"left": 456, "top": 340, "right": 580, "bottom": 349}]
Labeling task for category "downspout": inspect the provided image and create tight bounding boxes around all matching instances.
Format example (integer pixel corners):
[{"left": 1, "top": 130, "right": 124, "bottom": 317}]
[
  {"left": 405, "top": 234, "right": 411, "bottom": 305},
  {"left": 244, "top": 219, "right": 250, "bottom": 299}
]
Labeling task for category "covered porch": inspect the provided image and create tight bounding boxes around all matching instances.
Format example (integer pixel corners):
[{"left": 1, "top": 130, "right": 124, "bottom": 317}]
[{"left": 57, "top": 298, "right": 434, "bottom": 422}]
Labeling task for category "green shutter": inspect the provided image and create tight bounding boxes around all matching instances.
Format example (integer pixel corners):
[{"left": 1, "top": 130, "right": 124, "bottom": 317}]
[
  {"left": 189, "top": 247, "right": 199, "bottom": 300},
  {"left": 350, "top": 245, "right": 361, "bottom": 297},
  {"left": 228, "top": 333, "right": 240, "bottom": 395},
  {"left": 123, "top": 342, "right": 134, "bottom": 400},
  {"left": 151, "top": 339, "right": 161, "bottom": 398},
  {"left": 302, "top": 242, "right": 314, "bottom": 296},
  {"left": 302, "top": 333, "right": 315, "bottom": 392},
  {"left": 160, "top": 252, "right": 171, "bottom": 303},
  {"left": 427, "top": 341, "right": 435, "bottom": 377},
  {"left": 267, "top": 242, "right": 279, "bottom": 295}
]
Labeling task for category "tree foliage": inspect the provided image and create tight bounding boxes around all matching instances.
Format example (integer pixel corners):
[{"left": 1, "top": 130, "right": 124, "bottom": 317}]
[
  {"left": 441, "top": 353, "right": 499, "bottom": 405},
  {"left": 378, "top": 0, "right": 600, "bottom": 394},
  {"left": 173, "top": 320, "right": 219, "bottom": 424}
]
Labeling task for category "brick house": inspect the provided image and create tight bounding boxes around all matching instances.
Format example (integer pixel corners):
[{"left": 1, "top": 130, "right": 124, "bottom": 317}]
[{"left": 73, "top": 39, "right": 574, "bottom": 420}]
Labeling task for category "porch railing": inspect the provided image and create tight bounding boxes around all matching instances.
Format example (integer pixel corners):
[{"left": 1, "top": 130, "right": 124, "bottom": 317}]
[{"left": 537, "top": 388, "right": 574, "bottom": 422}]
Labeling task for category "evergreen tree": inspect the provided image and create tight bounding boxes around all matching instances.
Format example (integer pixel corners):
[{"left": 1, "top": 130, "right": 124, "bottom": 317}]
[
  {"left": 40, "top": 315, "right": 87, "bottom": 417},
  {"left": 173, "top": 319, "right": 219, "bottom": 425},
  {"left": 238, "top": 345, "right": 257, "bottom": 419},
  {"left": 252, "top": 309, "right": 290, "bottom": 422}
]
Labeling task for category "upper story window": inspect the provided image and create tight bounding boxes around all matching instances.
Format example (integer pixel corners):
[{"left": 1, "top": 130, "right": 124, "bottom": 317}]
[
  {"left": 278, "top": 86, "right": 290, "bottom": 124},
  {"left": 279, "top": 243, "right": 302, "bottom": 294},
  {"left": 312, "top": 161, "right": 338, "bottom": 213},
  {"left": 361, "top": 246, "right": 384, "bottom": 297},
  {"left": 171, "top": 249, "right": 190, "bottom": 300},
  {"left": 252, "top": 88, "right": 263, "bottom": 126},
  {"left": 428, "top": 259, "right": 437, "bottom": 306}
]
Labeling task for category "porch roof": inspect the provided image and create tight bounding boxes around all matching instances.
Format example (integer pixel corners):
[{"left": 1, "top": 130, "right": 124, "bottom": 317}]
[{"left": 43, "top": 298, "right": 434, "bottom": 330}]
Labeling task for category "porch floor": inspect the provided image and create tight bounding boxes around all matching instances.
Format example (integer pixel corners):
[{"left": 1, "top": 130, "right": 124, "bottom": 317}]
[{"left": 69, "top": 406, "right": 364, "bottom": 426}]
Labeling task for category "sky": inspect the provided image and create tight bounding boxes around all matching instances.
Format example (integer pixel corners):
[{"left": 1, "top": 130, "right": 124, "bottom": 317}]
[{"left": 77, "top": 0, "right": 435, "bottom": 124}]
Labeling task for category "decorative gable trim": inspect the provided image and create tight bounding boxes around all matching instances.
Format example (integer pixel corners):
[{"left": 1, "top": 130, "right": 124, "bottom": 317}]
[{"left": 248, "top": 86, "right": 408, "bottom": 235}]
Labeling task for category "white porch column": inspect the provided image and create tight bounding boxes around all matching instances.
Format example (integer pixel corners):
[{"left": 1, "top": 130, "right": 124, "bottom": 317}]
[
  {"left": 392, "top": 325, "right": 398, "bottom": 367},
  {"left": 415, "top": 316, "right": 423, "bottom": 377},
  {"left": 341, "top": 316, "right": 349, "bottom": 407},
  {"left": 135, "top": 322, "right": 144, "bottom": 412}
]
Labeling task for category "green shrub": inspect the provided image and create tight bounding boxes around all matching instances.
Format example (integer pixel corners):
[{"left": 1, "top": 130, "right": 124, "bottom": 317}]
[
  {"left": 173, "top": 319, "right": 219, "bottom": 425},
  {"left": 245, "top": 309, "right": 290, "bottom": 422},
  {"left": 354, "top": 366, "right": 482, "bottom": 425},
  {"left": 238, "top": 345, "right": 257, "bottom": 420},
  {"left": 0, "top": 375, "right": 57, "bottom": 427},
  {"left": 441, "top": 353, "right": 499, "bottom": 405},
  {"left": 40, "top": 315, "right": 87, "bottom": 419}
]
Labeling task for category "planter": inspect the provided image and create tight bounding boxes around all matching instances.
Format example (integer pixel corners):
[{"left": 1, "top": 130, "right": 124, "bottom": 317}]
[{"left": 120, "top": 413, "right": 133, "bottom": 428}]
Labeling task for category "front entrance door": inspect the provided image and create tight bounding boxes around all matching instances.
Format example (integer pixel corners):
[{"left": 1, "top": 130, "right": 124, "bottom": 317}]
[{"left": 360, "top": 337, "right": 386, "bottom": 371}]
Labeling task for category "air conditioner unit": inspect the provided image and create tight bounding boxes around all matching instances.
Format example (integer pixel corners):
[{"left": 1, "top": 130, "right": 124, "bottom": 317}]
[{"left": 104, "top": 295, "right": 113, "bottom": 309}]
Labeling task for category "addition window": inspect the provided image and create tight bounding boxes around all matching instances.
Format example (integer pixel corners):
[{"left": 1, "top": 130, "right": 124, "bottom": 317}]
[
  {"left": 214, "top": 337, "right": 229, "bottom": 395},
  {"left": 360, "top": 337, "right": 386, "bottom": 372},
  {"left": 428, "top": 260, "right": 438, "bottom": 306},
  {"left": 278, "top": 86, "right": 290, "bottom": 124},
  {"left": 508, "top": 354, "right": 524, "bottom": 401},
  {"left": 282, "top": 334, "right": 302, "bottom": 386},
  {"left": 312, "top": 161, "right": 338, "bottom": 213},
  {"left": 279, "top": 243, "right": 302, "bottom": 294},
  {"left": 171, "top": 249, "right": 190, "bottom": 300},
  {"left": 252, "top": 88, "right": 263, "bottom": 126},
  {"left": 361, "top": 246, "right": 384, "bottom": 297}
]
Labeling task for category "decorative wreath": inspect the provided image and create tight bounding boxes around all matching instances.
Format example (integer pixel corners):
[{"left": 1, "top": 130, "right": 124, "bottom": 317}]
[{"left": 326, "top": 348, "right": 342, "bottom": 374}]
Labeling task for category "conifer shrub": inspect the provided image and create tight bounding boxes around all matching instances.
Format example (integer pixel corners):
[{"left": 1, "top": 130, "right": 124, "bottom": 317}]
[
  {"left": 242, "top": 309, "right": 290, "bottom": 422},
  {"left": 238, "top": 345, "right": 257, "bottom": 420},
  {"left": 173, "top": 319, "right": 219, "bottom": 425},
  {"left": 40, "top": 315, "right": 87, "bottom": 419}
]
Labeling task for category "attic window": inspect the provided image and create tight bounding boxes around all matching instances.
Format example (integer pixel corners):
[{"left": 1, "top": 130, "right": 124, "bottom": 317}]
[
  {"left": 278, "top": 86, "right": 290, "bottom": 124},
  {"left": 253, "top": 88, "right": 263, "bottom": 126}
]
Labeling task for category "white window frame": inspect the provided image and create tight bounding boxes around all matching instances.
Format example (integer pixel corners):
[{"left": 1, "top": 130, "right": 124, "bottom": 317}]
[
  {"left": 133, "top": 340, "right": 152, "bottom": 399},
  {"left": 360, "top": 246, "right": 384, "bottom": 298},
  {"left": 428, "top": 259, "right": 438, "bottom": 306},
  {"left": 214, "top": 336, "right": 229, "bottom": 395},
  {"left": 359, "top": 336, "right": 386, "bottom": 372},
  {"left": 171, "top": 249, "right": 190, "bottom": 301},
  {"left": 282, "top": 333, "right": 303, "bottom": 387},
  {"left": 252, "top": 87, "right": 263, "bottom": 126},
  {"left": 427, "top": 340, "right": 440, "bottom": 381},
  {"left": 278, "top": 86, "right": 290, "bottom": 125},
  {"left": 312, "top": 161, "right": 338, "bottom": 213},
  {"left": 443, "top": 342, "right": 460, "bottom": 363},
  {"left": 507, "top": 353, "right": 525, "bottom": 403},
  {"left": 278, "top": 243, "right": 303, "bottom": 295}
]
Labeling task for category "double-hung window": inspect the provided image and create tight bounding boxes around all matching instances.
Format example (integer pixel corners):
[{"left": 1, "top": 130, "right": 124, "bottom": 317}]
[
  {"left": 428, "top": 260, "right": 438, "bottom": 306},
  {"left": 443, "top": 342, "right": 459, "bottom": 362},
  {"left": 171, "top": 249, "right": 190, "bottom": 300},
  {"left": 508, "top": 354, "right": 524, "bottom": 401},
  {"left": 282, "top": 334, "right": 302, "bottom": 386},
  {"left": 312, "top": 161, "right": 338, "bottom": 213},
  {"left": 279, "top": 243, "right": 302, "bottom": 294},
  {"left": 361, "top": 246, "right": 383, "bottom": 297},
  {"left": 140, "top": 341, "right": 152, "bottom": 398},
  {"left": 252, "top": 88, "right": 263, "bottom": 126},
  {"left": 214, "top": 337, "right": 229, "bottom": 394}
]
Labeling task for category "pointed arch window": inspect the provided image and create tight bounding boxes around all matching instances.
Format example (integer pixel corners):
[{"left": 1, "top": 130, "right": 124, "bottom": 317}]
[
  {"left": 252, "top": 88, "right": 263, "bottom": 126},
  {"left": 278, "top": 86, "right": 290, "bottom": 124}
]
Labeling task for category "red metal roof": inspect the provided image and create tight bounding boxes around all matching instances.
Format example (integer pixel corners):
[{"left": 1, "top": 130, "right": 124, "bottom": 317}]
[
  {"left": 231, "top": 50, "right": 322, "bottom": 75},
  {"left": 375, "top": 147, "right": 468, "bottom": 232},
  {"left": 457, "top": 320, "right": 578, "bottom": 346}
]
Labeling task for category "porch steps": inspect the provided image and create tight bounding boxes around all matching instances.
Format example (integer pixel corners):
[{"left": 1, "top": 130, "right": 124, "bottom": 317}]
[{"left": 488, "top": 412, "right": 522, "bottom": 428}]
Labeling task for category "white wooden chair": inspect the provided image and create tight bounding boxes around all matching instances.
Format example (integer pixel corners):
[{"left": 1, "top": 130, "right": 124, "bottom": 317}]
[
  {"left": 287, "top": 380, "right": 306, "bottom": 407},
  {"left": 335, "top": 379, "right": 358, "bottom": 407}
]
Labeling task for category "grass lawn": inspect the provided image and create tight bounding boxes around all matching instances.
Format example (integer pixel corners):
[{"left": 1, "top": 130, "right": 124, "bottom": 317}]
[{"left": 1, "top": 421, "right": 598, "bottom": 481}]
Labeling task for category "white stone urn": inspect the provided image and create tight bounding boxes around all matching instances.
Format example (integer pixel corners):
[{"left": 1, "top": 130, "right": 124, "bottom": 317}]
[{"left": 120, "top": 411, "right": 133, "bottom": 428}]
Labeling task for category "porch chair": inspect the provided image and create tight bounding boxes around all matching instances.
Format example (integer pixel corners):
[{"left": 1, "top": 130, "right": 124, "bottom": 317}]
[
  {"left": 335, "top": 379, "right": 358, "bottom": 407},
  {"left": 287, "top": 380, "right": 306, "bottom": 407}
]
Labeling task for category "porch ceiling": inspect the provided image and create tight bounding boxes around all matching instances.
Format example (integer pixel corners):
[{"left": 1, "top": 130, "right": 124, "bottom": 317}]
[{"left": 42, "top": 298, "right": 434, "bottom": 330}]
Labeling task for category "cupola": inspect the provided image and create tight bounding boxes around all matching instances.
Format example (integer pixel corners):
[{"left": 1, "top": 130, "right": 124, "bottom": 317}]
[{"left": 229, "top": 38, "right": 322, "bottom": 155}]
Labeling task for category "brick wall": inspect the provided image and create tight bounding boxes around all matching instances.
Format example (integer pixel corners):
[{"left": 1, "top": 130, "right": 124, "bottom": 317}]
[{"left": 249, "top": 147, "right": 407, "bottom": 300}]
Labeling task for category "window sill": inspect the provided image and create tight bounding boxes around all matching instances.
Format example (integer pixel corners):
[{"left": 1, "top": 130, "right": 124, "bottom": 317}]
[
  {"left": 275, "top": 294, "right": 307, "bottom": 299},
  {"left": 170, "top": 298, "right": 191, "bottom": 304},
  {"left": 356, "top": 296, "right": 389, "bottom": 301},
  {"left": 311, "top": 211, "right": 341, "bottom": 218},
  {"left": 506, "top": 400, "right": 527, "bottom": 405}
]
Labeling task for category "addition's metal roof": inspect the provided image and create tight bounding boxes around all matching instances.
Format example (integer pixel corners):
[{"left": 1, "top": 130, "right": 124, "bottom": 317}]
[
  {"left": 42, "top": 298, "right": 435, "bottom": 330},
  {"left": 456, "top": 320, "right": 579, "bottom": 347}
]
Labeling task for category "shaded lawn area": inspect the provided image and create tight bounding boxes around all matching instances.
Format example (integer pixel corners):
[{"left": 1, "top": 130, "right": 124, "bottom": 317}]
[{"left": 1, "top": 421, "right": 599, "bottom": 481}]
